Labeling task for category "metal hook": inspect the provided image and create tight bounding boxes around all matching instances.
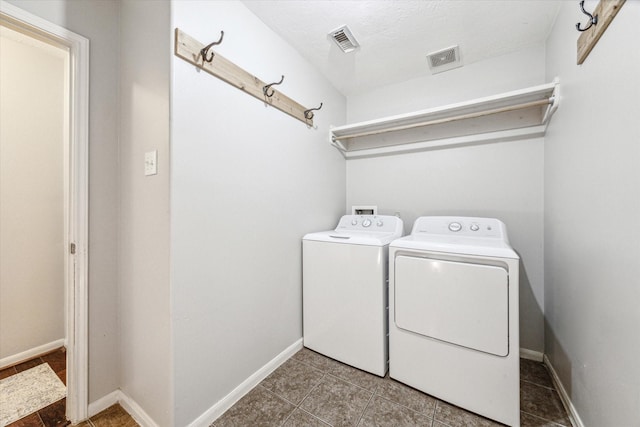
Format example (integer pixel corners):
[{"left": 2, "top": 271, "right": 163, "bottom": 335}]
[
  {"left": 199, "top": 31, "right": 225, "bottom": 63},
  {"left": 576, "top": 1, "right": 598, "bottom": 32},
  {"left": 263, "top": 75, "right": 285, "bottom": 98},
  {"left": 304, "top": 103, "right": 323, "bottom": 120}
]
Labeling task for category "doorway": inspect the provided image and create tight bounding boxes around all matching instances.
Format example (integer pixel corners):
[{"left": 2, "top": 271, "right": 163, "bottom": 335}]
[{"left": 0, "top": 2, "right": 88, "bottom": 424}]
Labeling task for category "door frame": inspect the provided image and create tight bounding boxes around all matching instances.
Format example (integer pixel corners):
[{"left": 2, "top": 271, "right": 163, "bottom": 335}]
[{"left": 0, "top": 1, "right": 89, "bottom": 423}]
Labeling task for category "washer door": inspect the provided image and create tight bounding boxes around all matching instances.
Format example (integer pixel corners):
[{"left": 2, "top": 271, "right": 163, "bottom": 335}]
[{"left": 394, "top": 255, "right": 509, "bottom": 356}]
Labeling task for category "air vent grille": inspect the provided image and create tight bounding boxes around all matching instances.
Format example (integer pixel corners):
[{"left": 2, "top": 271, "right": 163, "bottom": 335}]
[
  {"left": 329, "top": 25, "right": 360, "bottom": 53},
  {"left": 426, "top": 45, "right": 462, "bottom": 74}
]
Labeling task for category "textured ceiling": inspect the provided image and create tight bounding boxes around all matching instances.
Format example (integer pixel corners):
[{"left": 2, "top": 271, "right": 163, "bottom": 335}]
[{"left": 242, "top": 0, "right": 562, "bottom": 96}]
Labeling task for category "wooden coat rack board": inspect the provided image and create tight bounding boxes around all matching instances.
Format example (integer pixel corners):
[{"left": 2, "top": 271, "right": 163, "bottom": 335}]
[
  {"left": 577, "top": 0, "right": 626, "bottom": 64},
  {"left": 174, "top": 28, "right": 320, "bottom": 125}
]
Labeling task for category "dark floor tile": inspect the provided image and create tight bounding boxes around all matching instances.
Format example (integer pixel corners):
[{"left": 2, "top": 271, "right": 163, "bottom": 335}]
[
  {"left": 520, "top": 382, "right": 571, "bottom": 426},
  {"left": 90, "top": 404, "right": 138, "bottom": 427},
  {"left": 41, "top": 349, "right": 66, "bottom": 374},
  {"left": 375, "top": 378, "right": 436, "bottom": 417},
  {"left": 261, "top": 358, "right": 324, "bottom": 405},
  {"left": 292, "top": 347, "right": 342, "bottom": 372},
  {"left": 300, "top": 374, "right": 373, "bottom": 426},
  {"left": 520, "top": 359, "right": 554, "bottom": 389},
  {"left": 434, "top": 400, "right": 502, "bottom": 427},
  {"left": 1, "top": 366, "right": 17, "bottom": 379},
  {"left": 359, "top": 395, "right": 433, "bottom": 426},
  {"left": 6, "top": 413, "right": 44, "bottom": 427},
  {"left": 38, "top": 399, "right": 68, "bottom": 427},
  {"left": 14, "top": 358, "right": 44, "bottom": 373},
  {"left": 521, "top": 411, "right": 567, "bottom": 427},
  {"left": 214, "top": 386, "right": 295, "bottom": 427},
  {"left": 328, "top": 362, "right": 385, "bottom": 392},
  {"left": 283, "top": 409, "right": 331, "bottom": 426},
  {"left": 56, "top": 369, "right": 66, "bottom": 386}
]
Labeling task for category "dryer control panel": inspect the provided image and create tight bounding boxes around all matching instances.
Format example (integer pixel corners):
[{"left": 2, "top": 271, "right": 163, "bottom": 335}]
[
  {"left": 336, "top": 214, "right": 403, "bottom": 234},
  {"left": 411, "top": 216, "right": 507, "bottom": 239}
]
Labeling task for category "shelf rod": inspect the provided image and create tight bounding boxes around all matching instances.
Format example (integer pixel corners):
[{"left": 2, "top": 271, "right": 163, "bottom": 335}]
[{"left": 334, "top": 98, "right": 553, "bottom": 140}]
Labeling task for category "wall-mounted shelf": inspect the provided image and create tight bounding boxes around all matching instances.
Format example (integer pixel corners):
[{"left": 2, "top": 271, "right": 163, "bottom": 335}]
[{"left": 331, "top": 80, "right": 559, "bottom": 159}]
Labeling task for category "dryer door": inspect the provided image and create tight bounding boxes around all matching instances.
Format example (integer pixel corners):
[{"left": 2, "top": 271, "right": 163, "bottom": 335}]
[{"left": 394, "top": 255, "right": 509, "bottom": 356}]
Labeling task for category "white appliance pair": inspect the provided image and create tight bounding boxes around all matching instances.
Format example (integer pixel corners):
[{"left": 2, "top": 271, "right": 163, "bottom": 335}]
[{"left": 303, "top": 215, "right": 520, "bottom": 426}]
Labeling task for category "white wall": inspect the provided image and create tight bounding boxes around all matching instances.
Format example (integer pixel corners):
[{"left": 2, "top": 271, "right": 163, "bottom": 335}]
[
  {"left": 170, "top": 1, "right": 346, "bottom": 424},
  {"left": 346, "top": 45, "right": 547, "bottom": 352},
  {"left": 4, "top": 0, "right": 121, "bottom": 403},
  {"left": 544, "top": 2, "right": 640, "bottom": 425},
  {"left": 119, "top": 1, "right": 172, "bottom": 425},
  {"left": 0, "top": 27, "right": 66, "bottom": 359}
]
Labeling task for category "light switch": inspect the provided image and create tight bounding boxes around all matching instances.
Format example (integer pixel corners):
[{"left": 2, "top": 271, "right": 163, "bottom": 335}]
[{"left": 145, "top": 150, "right": 158, "bottom": 176}]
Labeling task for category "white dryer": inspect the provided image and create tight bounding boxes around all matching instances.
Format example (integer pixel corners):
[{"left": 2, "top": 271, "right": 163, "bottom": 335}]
[
  {"left": 303, "top": 215, "right": 403, "bottom": 376},
  {"left": 389, "top": 216, "right": 520, "bottom": 426}
]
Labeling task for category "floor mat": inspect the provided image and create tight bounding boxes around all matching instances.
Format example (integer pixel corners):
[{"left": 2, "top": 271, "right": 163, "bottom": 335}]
[{"left": 0, "top": 363, "right": 66, "bottom": 426}]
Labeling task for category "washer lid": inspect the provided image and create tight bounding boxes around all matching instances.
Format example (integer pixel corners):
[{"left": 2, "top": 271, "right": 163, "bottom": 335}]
[
  {"left": 391, "top": 216, "right": 518, "bottom": 259},
  {"left": 303, "top": 214, "right": 404, "bottom": 246}
]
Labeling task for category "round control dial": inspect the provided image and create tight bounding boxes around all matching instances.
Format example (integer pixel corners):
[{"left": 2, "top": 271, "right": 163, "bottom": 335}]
[
  {"left": 470, "top": 223, "right": 480, "bottom": 231},
  {"left": 377, "top": 220, "right": 384, "bottom": 227},
  {"left": 351, "top": 219, "right": 358, "bottom": 226},
  {"left": 448, "top": 222, "right": 462, "bottom": 232},
  {"left": 362, "top": 219, "right": 372, "bottom": 227}
]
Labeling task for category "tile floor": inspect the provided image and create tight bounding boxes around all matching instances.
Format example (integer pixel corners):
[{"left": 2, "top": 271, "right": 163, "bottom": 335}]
[
  {"left": 76, "top": 404, "right": 140, "bottom": 427},
  {"left": 1, "top": 347, "right": 68, "bottom": 427},
  {"left": 1, "top": 346, "right": 572, "bottom": 427},
  {"left": 212, "top": 347, "right": 572, "bottom": 427}
]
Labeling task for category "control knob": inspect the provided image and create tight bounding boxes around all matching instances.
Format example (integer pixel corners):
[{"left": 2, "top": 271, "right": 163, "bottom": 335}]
[
  {"left": 362, "top": 219, "right": 372, "bottom": 227},
  {"left": 448, "top": 222, "right": 462, "bottom": 232}
]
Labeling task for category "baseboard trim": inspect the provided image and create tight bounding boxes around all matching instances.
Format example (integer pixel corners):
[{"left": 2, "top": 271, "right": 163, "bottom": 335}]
[
  {"left": 187, "top": 338, "right": 304, "bottom": 427},
  {"left": 88, "top": 389, "right": 159, "bottom": 427},
  {"left": 88, "top": 390, "right": 120, "bottom": 417},
  {"left": 543, "top": 355, "right": 584, "bottom": 427},
  {"left": 519, "top": 348, "right": 544, "bottom": 362},
  {"left": 0, "top": 339, "right": 66, "bottom": 369}
]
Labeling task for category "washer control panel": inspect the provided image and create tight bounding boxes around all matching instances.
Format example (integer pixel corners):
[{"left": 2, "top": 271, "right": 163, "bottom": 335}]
[
  {"left": 336, "top": 214, "right": 402, "bottom": 234},
  {"left": 412, "top": 216, "right": 505, "bottom": 239}
]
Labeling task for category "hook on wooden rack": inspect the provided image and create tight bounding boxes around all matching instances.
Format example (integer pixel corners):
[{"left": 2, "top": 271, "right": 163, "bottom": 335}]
[
  {"left": 263, "top": 75, "right": 285, "bottom": 98},
  {"left": 304, "top": 103, "right": 323, "bottom": 120},
  {"left": 199, "top": 31, "right": 224, "bottom": 63},
  {"left": 576, "top": 1, "right": 598, "bottom": 32}
]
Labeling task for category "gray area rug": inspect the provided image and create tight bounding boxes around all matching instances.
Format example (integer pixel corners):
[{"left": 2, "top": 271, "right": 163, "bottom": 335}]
[{"left": 0, "top": 363, "right": 66, "bottom": 426}]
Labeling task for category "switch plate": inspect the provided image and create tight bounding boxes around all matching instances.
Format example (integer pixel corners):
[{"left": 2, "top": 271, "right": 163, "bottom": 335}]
[{"left": 145, "top": 150, "right": 158, "bottom": 176}]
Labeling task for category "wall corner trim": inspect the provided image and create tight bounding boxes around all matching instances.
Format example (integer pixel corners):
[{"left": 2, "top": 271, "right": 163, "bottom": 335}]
[
  {"left": 88, "top": 389, "right": 159, "bottom": 427},
  {"left": 543, "top": 355, "right": 585, "bottom": 427},
  {"left": 187, "top": 338, "right": 304, "bottom": 427}
]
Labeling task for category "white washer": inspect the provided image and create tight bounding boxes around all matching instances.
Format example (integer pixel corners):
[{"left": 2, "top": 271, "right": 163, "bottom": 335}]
[
  {"left": 389, "top": 216, "right": 520, "bottom": 427},
  {"left": 303, "top": 214, "right": 403, "bottom": 376}
]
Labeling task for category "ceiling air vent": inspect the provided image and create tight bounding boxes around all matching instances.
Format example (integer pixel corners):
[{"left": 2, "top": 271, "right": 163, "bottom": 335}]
[
  {"left": 426, "top": 45, "right": 462, "bottom": 74},
  {"left": 329, "top": 25, "right": 360, "bottom": 53}
]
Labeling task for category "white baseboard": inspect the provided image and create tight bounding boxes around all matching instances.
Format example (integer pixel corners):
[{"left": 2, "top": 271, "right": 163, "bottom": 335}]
[
  {"left": 187, "top": 338, "right": 304, "bottom": 427},
  {"left": 88, "top": 390, "right": 120, "bottom": 418},
  {"left": 0, "top": 339, "right": 65, "bottom": 369},
  {"left": 543, "top": 355, "right": 584, "bottom": 427},
  {"left": 88, "top": 389, "right": 159, "bottom": 427},
  {"left": 519, "top": 348, "right": 544, "bottom": 362}
]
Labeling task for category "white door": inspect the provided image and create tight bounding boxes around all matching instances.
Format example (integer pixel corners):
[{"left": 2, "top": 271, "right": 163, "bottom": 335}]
[
  {"left": 394, "top": 255, "right": 509, "bottom": 356},
  {"left": 0, "top": 3, "right": 89, "bottom": 422}
]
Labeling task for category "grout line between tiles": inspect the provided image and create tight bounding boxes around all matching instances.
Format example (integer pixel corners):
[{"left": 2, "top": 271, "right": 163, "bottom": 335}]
[
  {"left": 521, "top": 377, "right": 556, "bottom": 390},
  {"left": 354, "top": 388, "right": 375, "bottom": 426}
]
